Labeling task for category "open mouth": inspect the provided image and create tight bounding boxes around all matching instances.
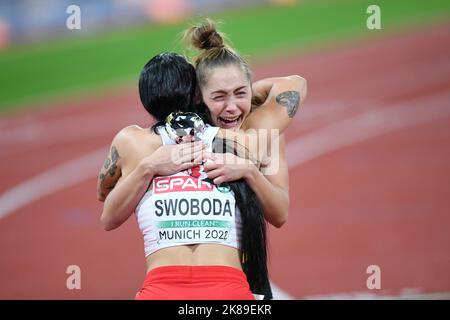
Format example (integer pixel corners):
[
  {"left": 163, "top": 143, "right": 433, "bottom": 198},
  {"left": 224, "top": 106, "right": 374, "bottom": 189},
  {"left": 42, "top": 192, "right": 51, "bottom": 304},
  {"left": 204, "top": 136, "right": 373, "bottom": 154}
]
[{"left": 217, "top": 115, "right": 242, "bottom": 129}]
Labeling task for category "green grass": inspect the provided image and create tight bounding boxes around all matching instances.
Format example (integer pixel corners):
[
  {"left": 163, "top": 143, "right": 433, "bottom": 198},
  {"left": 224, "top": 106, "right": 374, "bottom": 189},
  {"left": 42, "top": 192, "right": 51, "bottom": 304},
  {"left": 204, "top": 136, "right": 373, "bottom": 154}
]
[{"left": 0, "top": 0, "right": 449, "bottom": 113}]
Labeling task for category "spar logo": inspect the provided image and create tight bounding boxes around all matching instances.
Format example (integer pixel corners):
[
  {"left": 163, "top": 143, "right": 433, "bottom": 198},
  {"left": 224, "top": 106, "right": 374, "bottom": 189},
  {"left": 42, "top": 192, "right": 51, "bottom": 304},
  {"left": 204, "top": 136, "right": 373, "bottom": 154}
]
[{"left": 154, "top": 176, "right": 214, "bottom": 194}]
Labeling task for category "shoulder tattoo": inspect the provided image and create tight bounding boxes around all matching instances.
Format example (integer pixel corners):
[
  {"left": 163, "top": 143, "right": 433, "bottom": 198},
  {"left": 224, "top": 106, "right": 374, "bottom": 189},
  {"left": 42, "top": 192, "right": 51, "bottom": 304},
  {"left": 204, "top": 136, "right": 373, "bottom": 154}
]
[
  {"left": 99, "top": 146, "right": 120, "bottom": 187},
  {"left": 276, "top": 91, "right": 300, "bottom": 118},
  {"left": 108, "top": 146, "right": 120, "bottom": 177}
]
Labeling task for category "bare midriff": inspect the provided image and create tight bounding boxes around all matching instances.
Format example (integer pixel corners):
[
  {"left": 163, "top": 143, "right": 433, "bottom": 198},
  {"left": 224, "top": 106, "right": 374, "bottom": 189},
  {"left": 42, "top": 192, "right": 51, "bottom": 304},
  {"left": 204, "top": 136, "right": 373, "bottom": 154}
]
[{"left": 145, "top": 243, "right": 242, "bottom": 273}]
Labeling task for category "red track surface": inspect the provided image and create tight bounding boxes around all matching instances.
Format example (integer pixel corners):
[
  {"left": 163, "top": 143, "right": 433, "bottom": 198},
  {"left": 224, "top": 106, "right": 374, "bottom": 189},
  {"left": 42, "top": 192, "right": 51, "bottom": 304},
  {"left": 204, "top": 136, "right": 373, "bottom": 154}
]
[{"left": 1, "top": 23, "right": 449, "bottom": 299}]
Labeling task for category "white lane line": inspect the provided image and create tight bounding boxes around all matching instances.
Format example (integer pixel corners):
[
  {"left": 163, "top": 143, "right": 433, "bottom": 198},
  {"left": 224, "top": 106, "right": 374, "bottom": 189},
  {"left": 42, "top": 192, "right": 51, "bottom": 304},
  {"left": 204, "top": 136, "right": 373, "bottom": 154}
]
[
  {"left": 0, "top": 91, "right": 449, "bottom": 299},
  {"left": 286, "top": 91, "right": 450, "bottom": 167},
  {"left": 0, "top": 111, "right": 140, "bottom": 157},
  {"left": 0, "top": 147, "right": 108, "bottom": 220},
  {"left": 270, "top": 282, "right": 295, "bottom": 300},
  {"left": 303, "top": 288, "right": 450, "bottom": 300}
]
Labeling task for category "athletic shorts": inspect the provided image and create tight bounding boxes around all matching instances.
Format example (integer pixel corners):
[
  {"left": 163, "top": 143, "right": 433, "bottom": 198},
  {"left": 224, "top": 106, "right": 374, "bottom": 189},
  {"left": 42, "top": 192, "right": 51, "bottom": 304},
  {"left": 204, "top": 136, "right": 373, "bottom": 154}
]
[{"left": 135, "top": 265, "right": 255, "bottom": 300}]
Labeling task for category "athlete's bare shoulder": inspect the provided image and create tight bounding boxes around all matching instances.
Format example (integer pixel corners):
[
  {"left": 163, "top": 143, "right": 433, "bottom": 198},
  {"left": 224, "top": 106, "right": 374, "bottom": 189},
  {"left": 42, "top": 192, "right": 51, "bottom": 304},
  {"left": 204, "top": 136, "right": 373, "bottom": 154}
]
[
  {"left": 97, "top": 124, "right": 161, "bottom": 201},
  {"left": 113, "top": 125, "right": 160, "bottom": 154},
  {"left": 116, "top": 124, "right": 150, "bottom": 140},
  {"left": 117, "top": 124, "right": 163, "bottom": 170}
]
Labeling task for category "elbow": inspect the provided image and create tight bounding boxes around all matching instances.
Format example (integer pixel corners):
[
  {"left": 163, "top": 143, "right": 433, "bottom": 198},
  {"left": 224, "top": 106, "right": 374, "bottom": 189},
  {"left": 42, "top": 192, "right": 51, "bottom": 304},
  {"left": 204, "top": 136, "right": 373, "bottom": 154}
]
[
  {"left": 271, "top": 195, "right": 289, "bottom": 228},
  {"left": 100, "top": 212, "right": 119, "bottom": 231},
  {"left": 302, "top": 78, "right": 307, "bottom": 101},
  {"left": 279, "top": 215, "right": 288, "bottom": 228},
  {"left": 288, "top": 75, "right": 307, "bottom": 100},
  {"left": 102, "top": 223, "right": 115, "bottom": 232},
  {"left": 102, "top": 220, "right": 118, "bottom": 232},
  {"left": 269, "top": 192, "right": 290, "bottom": 229},
  {"left": 287, "top": 74, "right": 305, "bottom": 85},
  {"left": 269, "top": 208, "right": 288, "bottom": 228},
  {"left": 272, "top": 214, "right": 288, "bottom": 229}
]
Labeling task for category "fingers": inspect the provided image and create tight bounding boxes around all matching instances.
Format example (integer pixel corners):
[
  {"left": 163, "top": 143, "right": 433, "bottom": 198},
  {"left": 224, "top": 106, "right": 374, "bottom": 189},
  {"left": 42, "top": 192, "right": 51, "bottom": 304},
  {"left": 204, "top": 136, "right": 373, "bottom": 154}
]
[
  {"left": 205, "top": 168, "right": 223, "bottom": 180},
  {"left": 182, "top": 141, "right": 205, "bottom": 150},
  {"left": 192, "top": 153, "right": 204, "bottom": 165},
  {"left": 178, "top": 150, "right": 206, "bottom": 172},
  {"left": 179, "top": 148, "right": 206, "bottom": 164},
  {"left": 213, "top": 176, "right": 227, "bottom": 185},
  {"left": 206, "top": 168, "right": 228, "bottom": 185},
  {"left": 203, "top": 151, "right": 216, "bottom": 162},
  {"left": 171, "top": 142, "right": 206, "bottom": 164},
  {"left": 179, "top": 161, "right": 200, "bottom": 171},
  {"left": 178, "top": 142, "right": 205, "bottom": 157},
  {"left": 203, "top": 161, "right": 221, "bottom": 171}
]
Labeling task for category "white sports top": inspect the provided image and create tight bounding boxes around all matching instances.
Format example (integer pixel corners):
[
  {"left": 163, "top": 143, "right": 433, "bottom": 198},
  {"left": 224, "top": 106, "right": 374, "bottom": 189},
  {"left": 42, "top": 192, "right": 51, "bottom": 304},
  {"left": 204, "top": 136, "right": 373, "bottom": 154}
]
[{"left": 135, "top": 125, "right": 242, "bottom": 257}]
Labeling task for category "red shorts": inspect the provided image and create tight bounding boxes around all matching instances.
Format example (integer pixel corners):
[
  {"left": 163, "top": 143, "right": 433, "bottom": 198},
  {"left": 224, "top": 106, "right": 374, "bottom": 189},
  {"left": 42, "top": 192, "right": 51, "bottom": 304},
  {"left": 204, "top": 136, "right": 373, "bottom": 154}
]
[{"left": 135, "top": 265, "right": 255, "bottom": 300}]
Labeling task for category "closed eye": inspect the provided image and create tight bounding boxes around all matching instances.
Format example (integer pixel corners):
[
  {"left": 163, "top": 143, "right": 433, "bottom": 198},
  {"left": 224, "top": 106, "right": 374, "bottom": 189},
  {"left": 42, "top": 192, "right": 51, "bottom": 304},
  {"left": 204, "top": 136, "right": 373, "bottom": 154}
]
[{"left": 234, "top": 85, "right": 248, "bottom": 97}]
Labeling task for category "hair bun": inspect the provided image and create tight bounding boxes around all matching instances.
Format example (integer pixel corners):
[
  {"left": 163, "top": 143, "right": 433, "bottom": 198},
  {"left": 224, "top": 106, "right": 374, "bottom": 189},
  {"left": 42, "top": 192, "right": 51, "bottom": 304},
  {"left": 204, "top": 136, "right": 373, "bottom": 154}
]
[{"left": 188, "top": 19, "right": 224, "bottom": 50}]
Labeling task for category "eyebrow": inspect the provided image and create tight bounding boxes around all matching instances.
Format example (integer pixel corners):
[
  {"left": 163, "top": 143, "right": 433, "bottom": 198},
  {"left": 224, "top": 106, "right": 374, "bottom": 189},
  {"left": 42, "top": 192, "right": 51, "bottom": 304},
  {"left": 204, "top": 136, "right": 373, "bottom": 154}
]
[{"left": 210, "top": 86, "right": 248, "bottom": 95}]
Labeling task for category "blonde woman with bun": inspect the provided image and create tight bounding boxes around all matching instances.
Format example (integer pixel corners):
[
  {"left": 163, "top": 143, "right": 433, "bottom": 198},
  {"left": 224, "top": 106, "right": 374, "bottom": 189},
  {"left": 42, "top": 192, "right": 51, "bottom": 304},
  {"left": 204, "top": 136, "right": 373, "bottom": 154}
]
[{"left": 183, "top": 19, "right": 306, "bottom": 229}]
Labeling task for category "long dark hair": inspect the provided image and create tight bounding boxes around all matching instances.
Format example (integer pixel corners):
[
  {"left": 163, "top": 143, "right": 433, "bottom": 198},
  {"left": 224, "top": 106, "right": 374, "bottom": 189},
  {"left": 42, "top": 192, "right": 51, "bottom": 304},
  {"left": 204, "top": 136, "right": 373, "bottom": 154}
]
[
  {"left": 196, "top": 108, "right": 271, "bottom": 298},
  {"left": 210, "top": 137, "right": 272, "bottom": 300}
]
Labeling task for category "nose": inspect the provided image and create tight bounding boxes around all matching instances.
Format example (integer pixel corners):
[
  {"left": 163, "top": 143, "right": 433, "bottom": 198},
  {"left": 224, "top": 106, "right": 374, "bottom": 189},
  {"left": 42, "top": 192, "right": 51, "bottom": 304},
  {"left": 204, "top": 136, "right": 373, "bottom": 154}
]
[{"left": 224, "top": 99, "right": 239, "bottom": 113}]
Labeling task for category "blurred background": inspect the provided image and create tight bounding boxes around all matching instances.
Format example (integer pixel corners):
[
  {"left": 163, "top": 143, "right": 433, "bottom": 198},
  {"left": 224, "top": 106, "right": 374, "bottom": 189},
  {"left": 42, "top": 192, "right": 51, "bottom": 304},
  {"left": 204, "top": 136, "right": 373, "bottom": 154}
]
[{"left": 0, "top": 0, "right": 449, "bottom": 299}]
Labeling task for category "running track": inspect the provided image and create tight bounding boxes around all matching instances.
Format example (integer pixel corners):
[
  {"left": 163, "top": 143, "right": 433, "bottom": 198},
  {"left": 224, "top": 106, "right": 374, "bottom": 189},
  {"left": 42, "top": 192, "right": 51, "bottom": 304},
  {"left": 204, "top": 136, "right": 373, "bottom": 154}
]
[{"left": 0, "top": 22, "right": 449, "bottom": 299}]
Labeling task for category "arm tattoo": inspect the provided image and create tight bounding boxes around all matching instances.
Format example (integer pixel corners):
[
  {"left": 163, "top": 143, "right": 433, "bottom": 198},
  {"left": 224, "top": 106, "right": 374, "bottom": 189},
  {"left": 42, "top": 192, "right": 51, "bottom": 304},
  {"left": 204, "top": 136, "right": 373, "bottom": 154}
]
[
  {"left": 276, "top": 91, "right": 300, "bottom": 118},
  {"left": 98, "top": 146, "right": 120, "bottom": 195},
  {"left": 111, "top": 146, "right": 119, "bottom": 163},
  {"left": 107, "top": 146, "right": 119, "bottom": 177},
  {"left": 103, "top": 158, "right": 111, "bottom": 169}
]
